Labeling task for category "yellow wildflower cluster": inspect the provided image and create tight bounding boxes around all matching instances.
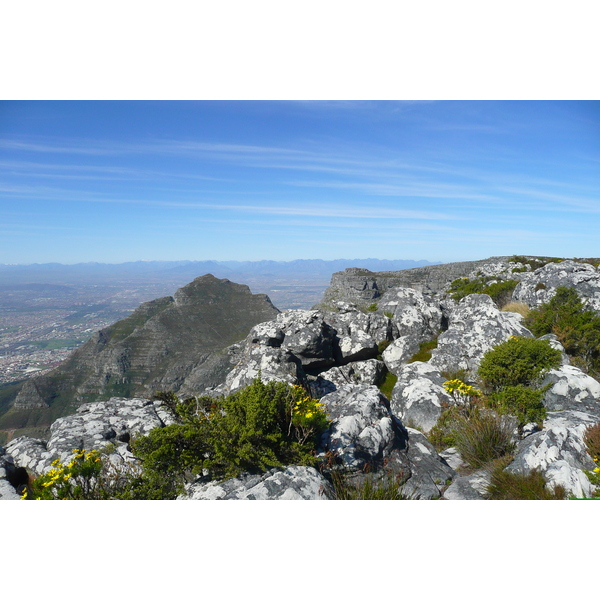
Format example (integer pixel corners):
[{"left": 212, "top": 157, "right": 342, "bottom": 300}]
[
  {"left": 292, "top": 386, "right": 326, "bottom": 421},
  {"left": 443, "top": 379, "right": 481, "bottom": 405},
  {"left": 21, "top": 447, "right": 103, "bottom": 500}
]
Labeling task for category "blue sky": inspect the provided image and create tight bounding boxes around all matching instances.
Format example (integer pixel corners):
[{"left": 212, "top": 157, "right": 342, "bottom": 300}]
[{"left": 0, "top": 100, "right": 598, "bottom": 265}]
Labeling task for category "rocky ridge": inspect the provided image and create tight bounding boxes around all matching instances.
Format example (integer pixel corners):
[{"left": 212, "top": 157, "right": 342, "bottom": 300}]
[{"left": 2, "top": 255, "right": 600, "bottom": 500}]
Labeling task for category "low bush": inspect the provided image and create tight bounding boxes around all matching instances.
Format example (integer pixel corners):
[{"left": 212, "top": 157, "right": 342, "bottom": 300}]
[
  {"left": 478, "top": 336, "right": 562, "bottom": 391},
  {"left": 366, "top": 303, "right": 378, "bottom": 312},
  {"left": 584, "top": 421, "right": 600, "bottom": 461},
  {"left": 126, "top": 377, "right": 331, "bottom": 498},
  {"left": 488, "top": 384, "right": 547, "bottom": 427},
  {"left": 487, "top": 468, "right": 566, "bottom": 500},
  {"left": 448, "top": 277, "right": 518, "bottom": 307},
  {"left": 523, "top": 286, "right": 600, "bottom": 377}
]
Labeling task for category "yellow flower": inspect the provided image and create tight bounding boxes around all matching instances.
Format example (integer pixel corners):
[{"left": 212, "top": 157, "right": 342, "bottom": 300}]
[{"left": 21, "top": 490, "right": 28, "bottom": 500}]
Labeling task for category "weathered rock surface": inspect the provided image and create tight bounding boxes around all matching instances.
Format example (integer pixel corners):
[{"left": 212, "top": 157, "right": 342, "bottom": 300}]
[
  {"left": 4, "top": 397, "right": 168, "bottom": 477},
  {"left": 505, "top": 410, "right": 599, "bottom": 498},
  {"left": 318, "top": 257, "right": 515, "bottom": 306},
  {"left": 390, "top": 362, "right": 453, "bottom": 433},
  {"left": 317, "top": 384, "right": 455, "bottom": 499},
  {"left": 541, "top": 365, "right": 600, "bottom": 416},
  {"left": 429, "top": 294, "right": 533, "bottom": 374},
  {"left": 309, "top": 359, "right": 386, "bottom": 398},
  {"left": 442, "top": 470, "right": 491, "bottom": 500},
  {"left": 513, "top": 260, "right": 600, "bottom": 311},
  {"left": 179, "top": 465, "right": 333, "bottom": 500},
  {"left": 9, "top": 275, "right": 279, "bottom": 429}
]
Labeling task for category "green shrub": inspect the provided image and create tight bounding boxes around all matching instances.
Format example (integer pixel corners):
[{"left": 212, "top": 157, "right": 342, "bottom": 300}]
[
  {"left": 128, "top": 378, "right": 330, "bottom": 497},
  {"left": 366, "top": 303, "right": 378, "bottom": 312},
  {"left": 523, "top": 286, "right": 600, "bottom": 377},
  {"left": 448, "top": 276, "right": 518, "bottom": 307},
  {"left": 451, "top": 412, "right": 515, "bottom": 469},
  {"left": 487, "top": 468, "right": 566, "bottom": 500},
  {"left": 384, "top": 311, "right": 394, "bottom": 319},
  {"left": 478, "top": 336, "right": 562, "bottom": 391},
  {"left": 483, "top": 279, "right": 518, "bottom": 307},
  {"left": 448, "top": 278, "right": 487, "bottom": 301},
  {"left": 488, "top": 384, "right": 547, "bottom": 427}
]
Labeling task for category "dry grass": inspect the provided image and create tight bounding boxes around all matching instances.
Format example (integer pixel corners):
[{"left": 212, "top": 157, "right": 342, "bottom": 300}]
[{"left": 501, "top": 302, "right": 530, "bottom": 317}]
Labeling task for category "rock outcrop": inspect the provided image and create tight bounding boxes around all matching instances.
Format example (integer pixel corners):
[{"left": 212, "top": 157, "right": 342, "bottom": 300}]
[
  {"left": 3, "top": 256, "right": 600, "bottom": 500},
  {"left": 6, "top": 275, "right": 279, "bottom": 432}
]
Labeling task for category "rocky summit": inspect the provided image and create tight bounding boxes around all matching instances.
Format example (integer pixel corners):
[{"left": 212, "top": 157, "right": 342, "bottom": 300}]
[
  {"left": 2, "top": 255, "right": 600, "bottom": 500},
  {"left": 0, "top": 274, "right": 279, "bottom": 435}
]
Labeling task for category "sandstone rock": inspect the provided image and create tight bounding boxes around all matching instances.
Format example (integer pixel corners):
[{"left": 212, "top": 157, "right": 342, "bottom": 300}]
[
  {"left": 537, "top": 334, "right": 570, "bottom": 366},
  {"left": 378, "top": 287, "right": 443, "bottom": 338},
  {"left": 429, "top": 294, "right": 533, "bottom": 374},
  {"left": 319, "top": 384, "right": 398, "bottom": 472},
  {"left": 390, "top": 362, "right": 453, "bottom": 433},
  {"left": 5, "top": 397, "right": 167, "bottom": 476},
  {"left": 309, "top": 359, "right": 386, "bottom": 398},
  {"left": 179, "top": 465, "right": 333, "bottom": 500},
  {"left": 381, "top": 336, "right": 422, "bottom": 374},
  {"left": 513, "top": 260, "right": 600, "bottom": 311},
  {"left": 505, "top": 410, "right": 599, "bottom": 498},
  {"left": 541, "top": 366, "right": 600, "bottom": 416},
  {"left": 400, "top": 428, "right": 456, "bottom": 499},
  {"left": 443, "top": 470, "right": 491, "bottom": 500},
  {"left": 324, "top": 307, "right": 393, "bottom": 363}
]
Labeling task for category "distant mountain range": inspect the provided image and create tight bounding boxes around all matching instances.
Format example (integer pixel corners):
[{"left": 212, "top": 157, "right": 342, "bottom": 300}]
[{"left": 0, "top": 259, "right": 441, "bottom": 285}]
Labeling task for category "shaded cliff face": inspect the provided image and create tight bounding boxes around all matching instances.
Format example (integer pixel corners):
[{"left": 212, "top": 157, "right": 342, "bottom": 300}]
[{"left": 2, "top": 275, "right": 279, "bottom": 432}]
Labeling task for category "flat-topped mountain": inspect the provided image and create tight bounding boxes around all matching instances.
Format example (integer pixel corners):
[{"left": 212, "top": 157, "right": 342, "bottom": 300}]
[{"left": 0, "top": 275, "right": 279, "bottom": 434}]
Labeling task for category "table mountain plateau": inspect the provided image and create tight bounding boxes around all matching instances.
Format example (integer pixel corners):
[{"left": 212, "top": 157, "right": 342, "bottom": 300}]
[{"left": 2, "top": 255, "right": 600, "bottom": 500}]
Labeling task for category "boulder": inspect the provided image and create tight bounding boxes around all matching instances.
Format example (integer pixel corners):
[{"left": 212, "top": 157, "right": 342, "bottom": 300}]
[
  {"left": 179, "top": 465, "right": 333, "bottom": 500},
  {"left": 399, "top": 428, "right": 456, "bottom": 499},
  {"left": 309, "top": 359, "right": 386, "bottom": 398},
  {"left": 442, "top": 470, "right": 491, "bottom": 500},
  {"left": 390, "top": 362, "right": 453, "bottom": 433},
  {"left": 513, "top": 260, "right": 600, "bottom": 311},
  {"left": 377, "top": 287, "right": 443, "bottom": 339},
  {"left": 541, "top": 365, "right": 600, "bottom": 416},
  {"left": 505, "top": 410, "right": 599, "bottom": 498},
  {"left": 319, "top": 384, "right": 398, "bottom": 472},
  {"left": 381, "top": 336, "right": 422, "bottom": 375},
  {"left": 5, "top": 397, "right": 167, "bottom": 476},
  {"left": 429, "top": 294, "right": 533, "bottom": 375}
]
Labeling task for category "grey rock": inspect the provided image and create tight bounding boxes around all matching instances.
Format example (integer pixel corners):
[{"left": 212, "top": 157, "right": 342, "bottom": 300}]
[
  {"left": 429, "top": 294, "right": 533, "bottom": 375},
  {"left": 438, "top": 447, "right": 466, "bottom": 471},
  {"left": 390, "top": 362, "right": 453, "bottom": 433},
  {"left": 5, "top": 397, "right": 167, "bottom": 476},
  {"left": 443, "top": 470, "right": 491, "bottom": 500},
  {"left": 378, "top": 287, "right": 443, "bottom": 338},
  {"left": 505, "top": 410, "right": 600, "bottom": 498},
  {"left": 310, "top": 359, "right": 386, "bottom": 398},
  {"left": 400, "top": 428, "right": 456, "bottom": 499},
  {"left": 318, "top": 257, "right": 515, "bottom": 306},
  {"left": 325, "top": 307, "right": 393, "bottom": 363},
  {"left": 319, "top": 384, "right": 398, "bottom": 472},
  {"left": 180, "top": 466, "right": 333, "bottom": 500},
  {"left": 513, "top": 260, "right": 600, "bottom": 311},
  {"left": 541, "top": 365, "right": 600, "bottom": 416},
  {"left": 381, "top": 336, "right": 422, "bottom": 374}
]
